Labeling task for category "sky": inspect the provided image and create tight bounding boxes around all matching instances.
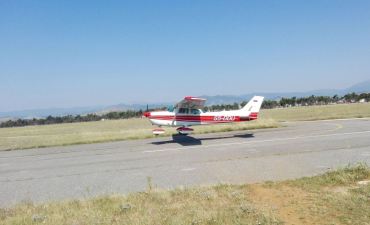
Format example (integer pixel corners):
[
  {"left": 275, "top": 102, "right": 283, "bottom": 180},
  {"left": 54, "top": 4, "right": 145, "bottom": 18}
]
[{"left": 1, "top": 0, "right": 370, "bottom": 112}]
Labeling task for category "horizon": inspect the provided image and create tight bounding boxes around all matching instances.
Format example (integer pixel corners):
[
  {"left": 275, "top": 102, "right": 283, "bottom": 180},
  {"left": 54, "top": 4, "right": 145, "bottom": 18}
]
[
  {"left": 1, "top": 1, "right": 370, "bottom": 112},
  {"left": 0, "top": 79, "right": 368, "bottom": 115}
]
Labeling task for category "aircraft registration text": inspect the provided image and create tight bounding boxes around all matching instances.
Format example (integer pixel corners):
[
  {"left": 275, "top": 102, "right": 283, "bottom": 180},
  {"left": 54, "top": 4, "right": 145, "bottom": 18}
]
[{"left": 213, "top": 116, "right": 235, "bottom": 121}]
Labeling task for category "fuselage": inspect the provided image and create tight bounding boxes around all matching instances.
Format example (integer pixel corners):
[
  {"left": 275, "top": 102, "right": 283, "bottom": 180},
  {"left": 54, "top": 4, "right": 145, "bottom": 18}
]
[{"left": 144, "top": 109, "right": 258, "bottom": 127}]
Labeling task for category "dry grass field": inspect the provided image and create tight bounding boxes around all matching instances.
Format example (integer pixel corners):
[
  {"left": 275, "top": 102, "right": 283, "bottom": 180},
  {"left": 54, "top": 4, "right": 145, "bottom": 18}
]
[
  {"left": 0, "top": 118, "right": 278, "bottom": 151},
  {"left": 0, "top": 103, "right": 369, "bottom": 151},
  {"left": 261, "top": 102, "right": 370, "bottom": 121},
  {"left": 1, "top": 164, "right": 369, "bottom": 225}
]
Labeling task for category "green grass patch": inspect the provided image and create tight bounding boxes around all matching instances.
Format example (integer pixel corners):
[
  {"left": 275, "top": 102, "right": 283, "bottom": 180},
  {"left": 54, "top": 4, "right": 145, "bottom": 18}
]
[
  {"left": 286, "top": 163, "right": 370, "bottom": 190},
  {"left": 1, "top": 165, "right": 369, "bottom": 225},
  {"left": 0, "top": 186, "right": 281, "bottom": 225}
]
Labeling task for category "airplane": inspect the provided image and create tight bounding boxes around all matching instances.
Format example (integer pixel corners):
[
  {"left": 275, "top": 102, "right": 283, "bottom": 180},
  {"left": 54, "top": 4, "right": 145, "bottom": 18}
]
[{"left": 143, "top": 96, "right": 264, "bottom": 135}]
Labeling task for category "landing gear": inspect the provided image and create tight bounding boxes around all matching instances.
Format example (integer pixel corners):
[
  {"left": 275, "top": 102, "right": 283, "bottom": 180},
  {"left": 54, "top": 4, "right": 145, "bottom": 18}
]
[
  {"left": 176, "top": 127, "right": 194, "bottom": 135},
  {"left": 152, "top": 127, "right": 194, "bottom": 136},
  {"left": 152, "top": 127, "right": 165, "bottom": 135}
]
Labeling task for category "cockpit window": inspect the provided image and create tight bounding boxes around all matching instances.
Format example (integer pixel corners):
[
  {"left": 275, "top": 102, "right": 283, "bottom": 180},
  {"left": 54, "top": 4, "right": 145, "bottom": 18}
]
[
  {"left": 178, "top": 108, "right": 189, "bottom": 114},
  {"left": 190, "top": 109, "right": 200, "bottom": 115}
]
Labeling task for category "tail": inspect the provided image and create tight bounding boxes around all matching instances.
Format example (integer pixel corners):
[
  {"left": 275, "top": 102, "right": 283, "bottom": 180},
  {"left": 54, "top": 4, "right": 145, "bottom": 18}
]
[{"left": 240, "top": 96, "right": 264, "bottom": 120}]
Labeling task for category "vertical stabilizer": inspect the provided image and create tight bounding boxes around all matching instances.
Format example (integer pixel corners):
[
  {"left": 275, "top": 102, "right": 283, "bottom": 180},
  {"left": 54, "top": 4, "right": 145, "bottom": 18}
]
[{"left": 241, "top": 96, "right": 264, "bottom": 112}]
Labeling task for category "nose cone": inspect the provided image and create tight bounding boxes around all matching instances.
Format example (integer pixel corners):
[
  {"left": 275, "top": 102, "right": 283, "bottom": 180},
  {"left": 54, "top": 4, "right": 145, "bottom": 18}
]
[{"left": 143, "top": 112, "right": 151, "bottom": 117}]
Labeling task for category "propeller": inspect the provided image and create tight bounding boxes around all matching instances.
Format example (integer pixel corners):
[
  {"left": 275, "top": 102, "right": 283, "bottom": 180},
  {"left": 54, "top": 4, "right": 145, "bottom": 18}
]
[{"left": 143, "top": 104, "right": 151, "bottom": 117}]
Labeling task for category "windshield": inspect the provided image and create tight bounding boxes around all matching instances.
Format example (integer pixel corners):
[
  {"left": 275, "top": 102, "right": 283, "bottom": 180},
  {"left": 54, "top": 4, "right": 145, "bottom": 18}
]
[{"left": 167, "top": 105, "right": 174, "bottom": 112}]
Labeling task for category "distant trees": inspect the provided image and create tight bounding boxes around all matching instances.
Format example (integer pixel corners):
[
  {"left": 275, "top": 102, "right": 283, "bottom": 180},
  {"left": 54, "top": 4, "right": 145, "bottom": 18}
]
[
  {"left": 343, "top": 92, "right": 370, "bottom": 102},
  {"left": 278, "top": 95, "right": 333, "bottom": 107},
  {"left": 204, "top": 92, "right": 370, "bottom": 111},
  {"left": 1, "top": 92, "right": 369, "bottom": 128},
  {"left": 265, "top": 93, "right": 369, "bottom": 108},
  {"left": 262, "top": 100, "right": 279, "bottom": 109},
  {"left": 0, "top": 110, "right": 144, "bottom": 128}
]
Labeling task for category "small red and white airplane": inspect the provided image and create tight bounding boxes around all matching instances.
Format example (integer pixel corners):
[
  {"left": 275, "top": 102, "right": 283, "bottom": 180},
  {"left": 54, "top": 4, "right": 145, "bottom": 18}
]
[{"left": 143, "top": 96, "right": 264, "bottom": 135}]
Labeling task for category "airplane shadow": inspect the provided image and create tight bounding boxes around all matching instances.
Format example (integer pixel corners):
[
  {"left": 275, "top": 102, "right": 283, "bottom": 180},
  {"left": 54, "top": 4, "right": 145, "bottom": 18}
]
[{"left": 151, "top": 133, "right": 254, "bottom": 146}]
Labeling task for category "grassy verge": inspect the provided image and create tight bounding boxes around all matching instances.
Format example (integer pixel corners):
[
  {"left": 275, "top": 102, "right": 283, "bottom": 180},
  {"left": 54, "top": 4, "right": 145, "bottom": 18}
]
[
  {"left": 261, "top": 103, "right": 370, "bottom": 122},
  {"left": 1, "top": 103, "right": 369, "bottom": 151},
  {"left": 1, "top": 164, "right": 369, "bottom": 225}
]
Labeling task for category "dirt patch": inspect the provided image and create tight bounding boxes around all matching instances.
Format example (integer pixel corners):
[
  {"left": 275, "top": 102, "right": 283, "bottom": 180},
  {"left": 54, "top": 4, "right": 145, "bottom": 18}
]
[
  {"left": 357, "top": 180, "right": 370, "bottom": 185},
  {"left": 328, "top": 186, "right": 351, "bottom": 195},
  {"left": 325, "top": 179, "right": 370, "bottom": 195},
  {"left": 248, "top": 184, "right": 332, "bottom": 225}
]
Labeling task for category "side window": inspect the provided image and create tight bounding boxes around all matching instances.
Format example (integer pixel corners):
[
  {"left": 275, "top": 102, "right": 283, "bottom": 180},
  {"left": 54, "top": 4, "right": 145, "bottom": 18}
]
[
  {"left": 191, "top": 109, "right": 200, "bottom": 114},
  {"left": 179, "top": 108, "right": 189, "bottom": 114}
]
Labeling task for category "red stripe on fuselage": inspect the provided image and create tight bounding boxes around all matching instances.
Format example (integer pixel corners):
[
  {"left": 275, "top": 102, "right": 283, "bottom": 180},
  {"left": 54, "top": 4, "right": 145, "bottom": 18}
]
[{"left": 149, "top": 113, "right": 259, "bottom": 123}]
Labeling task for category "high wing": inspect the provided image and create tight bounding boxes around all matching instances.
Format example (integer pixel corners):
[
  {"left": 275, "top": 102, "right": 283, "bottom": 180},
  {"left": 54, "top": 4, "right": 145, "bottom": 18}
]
[{"left": 175, "top": 96, "right": 206, "bottom": 109}]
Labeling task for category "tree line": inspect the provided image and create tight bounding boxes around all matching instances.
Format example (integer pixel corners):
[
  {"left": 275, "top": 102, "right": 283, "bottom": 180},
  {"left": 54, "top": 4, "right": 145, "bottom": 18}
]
[
  {"left": 205, "top": 92, "right": 370, "bottom": 111},
  {"left": 1, "top": 92, "right": 369, "bottom": 128},
  {"left": 0, "top": 110, "right": 143, "bottom": 128}
]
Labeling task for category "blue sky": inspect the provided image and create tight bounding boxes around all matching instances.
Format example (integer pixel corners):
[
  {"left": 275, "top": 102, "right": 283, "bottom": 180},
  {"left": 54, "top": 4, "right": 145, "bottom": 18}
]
[{"left": 1, "top": 0, "right": 370, "bottom": 111}]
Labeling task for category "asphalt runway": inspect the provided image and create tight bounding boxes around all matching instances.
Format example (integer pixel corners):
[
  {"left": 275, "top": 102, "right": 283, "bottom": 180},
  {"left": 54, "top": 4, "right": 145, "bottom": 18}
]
[{"left": 1, "top": 118, "right": 370, "bottom": 207}]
